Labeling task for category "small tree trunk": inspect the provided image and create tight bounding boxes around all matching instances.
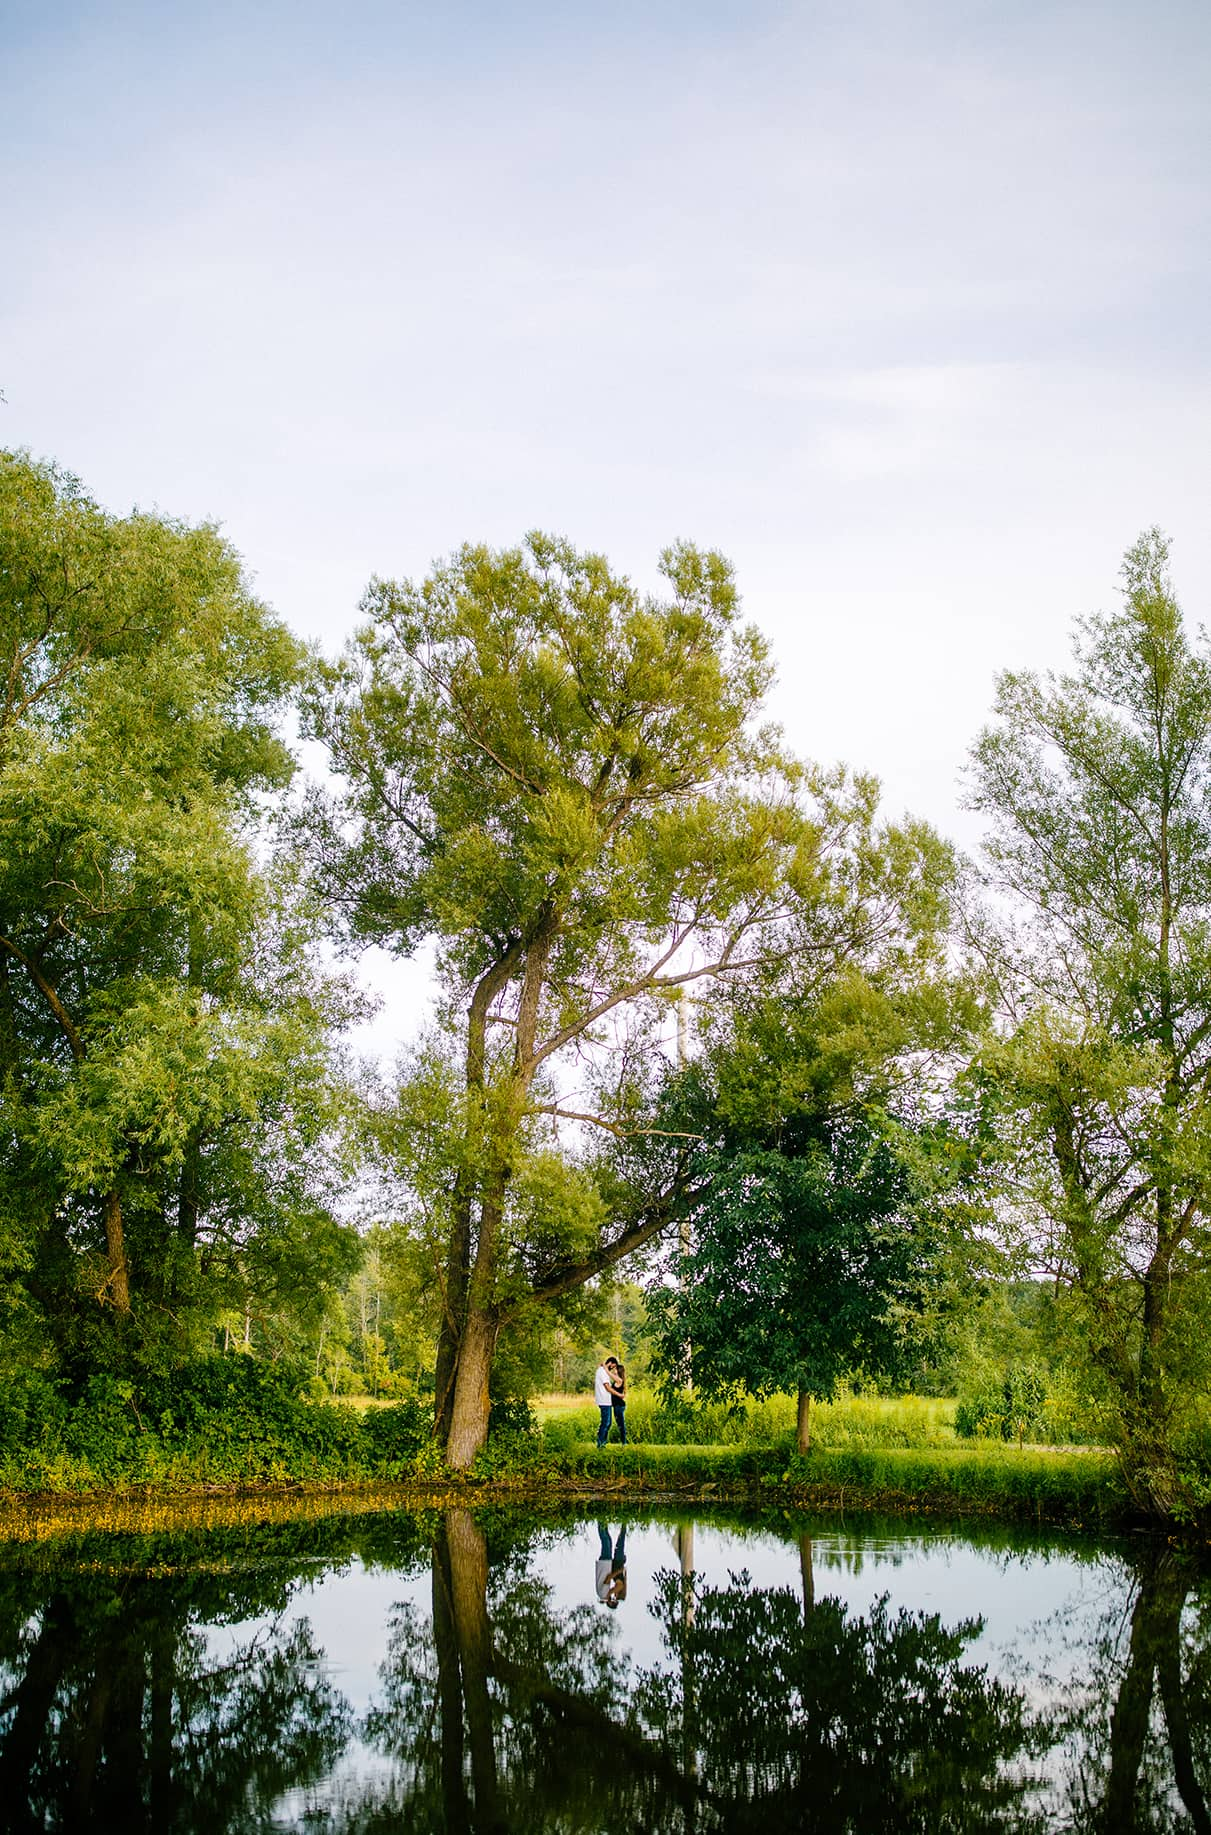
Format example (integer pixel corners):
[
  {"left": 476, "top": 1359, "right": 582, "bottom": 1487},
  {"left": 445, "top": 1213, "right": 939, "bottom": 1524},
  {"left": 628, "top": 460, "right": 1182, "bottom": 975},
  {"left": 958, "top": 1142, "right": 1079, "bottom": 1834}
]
[
  {"left": 797, "top": 1387, "right": 811, "bottom": 1455},
  {"left": 446, "top": 1304, "right": 498, "bottom": 1469},
  {"left": 433, "top": 1203, "right": 471, "bottom": 1443},
  {"left": 102, "top": 1190, "right": 131, "bottom": 1313},
  {"left": 799, "top": 1533, "right": 815, "bottom": 1617}
]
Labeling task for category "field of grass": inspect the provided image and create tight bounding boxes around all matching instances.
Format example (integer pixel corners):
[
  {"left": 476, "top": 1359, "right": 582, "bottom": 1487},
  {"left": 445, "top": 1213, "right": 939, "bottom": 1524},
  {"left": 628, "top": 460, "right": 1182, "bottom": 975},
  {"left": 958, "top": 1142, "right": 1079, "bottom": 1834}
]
[
  {"left": 535, "top": 1387, "right": 963, "bottom": 1451},
  {"left": 520, "top": 1389, "right": 1131, "bottom": 1523}
]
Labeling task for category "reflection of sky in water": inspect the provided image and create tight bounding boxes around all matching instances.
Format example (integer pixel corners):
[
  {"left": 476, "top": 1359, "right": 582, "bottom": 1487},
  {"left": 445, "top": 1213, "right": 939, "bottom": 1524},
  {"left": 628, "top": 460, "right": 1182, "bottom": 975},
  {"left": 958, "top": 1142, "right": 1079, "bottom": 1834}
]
[
  {"left": 213, "top": 1518, "right": 1130, "bottom": 1725},
  {"left": 185, "top": 1516, "right": 1163, "bottom": 1827}
]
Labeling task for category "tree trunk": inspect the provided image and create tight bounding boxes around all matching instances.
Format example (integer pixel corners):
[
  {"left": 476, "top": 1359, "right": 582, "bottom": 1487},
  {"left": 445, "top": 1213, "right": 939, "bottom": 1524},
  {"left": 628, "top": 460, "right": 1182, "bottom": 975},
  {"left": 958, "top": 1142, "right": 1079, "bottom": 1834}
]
[
  {"left": 446, "top": 1510, "right": 503, "bottom": 1831},
  {"left": 434, "top": 1183, "right": 472, "bottom": 1443},
  {"left": 436, "top": 941, "right": 522, "bottom": 1443},
  {"left": 796, "top": 1387, "right": 811, "bottom": 1455},
  {"left": 102, "top": 1189, "right": 131, "bottom": 1313},
  {"left": 177, "top": 1135, "right": 201, "bottom": 1248},
  {"left": 446, "top": 1303, "right": 498, "bottom": 1469},
  {"left": 432, "top": 1525, "right": 470, "bottom": 1833},
  {"left": 799, "top": 1533, "right": 815, "bottom": 1617}
]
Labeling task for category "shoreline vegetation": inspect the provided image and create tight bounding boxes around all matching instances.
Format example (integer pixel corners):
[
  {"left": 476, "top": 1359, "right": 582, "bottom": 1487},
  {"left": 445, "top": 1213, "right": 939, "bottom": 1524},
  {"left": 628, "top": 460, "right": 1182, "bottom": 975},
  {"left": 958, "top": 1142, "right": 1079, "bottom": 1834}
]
[
  {"left": 0, "top": 1375, "right": 1175, "bottom": 1537},
  {"left": 0, "top": 1445, "right": 1130, "bottom": 1541}
]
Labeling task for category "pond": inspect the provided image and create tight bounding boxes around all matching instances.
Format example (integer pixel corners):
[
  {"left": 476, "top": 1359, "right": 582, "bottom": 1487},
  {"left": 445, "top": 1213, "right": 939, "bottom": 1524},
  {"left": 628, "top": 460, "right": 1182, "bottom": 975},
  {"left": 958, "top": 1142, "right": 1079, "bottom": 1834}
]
[{"left": 0, "top": 1500, "right": 1207, "bottom": 1831}]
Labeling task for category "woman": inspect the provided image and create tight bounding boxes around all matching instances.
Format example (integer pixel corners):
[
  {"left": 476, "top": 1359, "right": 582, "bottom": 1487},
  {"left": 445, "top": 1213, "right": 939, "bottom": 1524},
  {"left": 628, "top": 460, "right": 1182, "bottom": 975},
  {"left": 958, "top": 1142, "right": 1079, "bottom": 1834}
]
[{"left": 607, "top": 1356, "right": 628, "bottom": 1444}]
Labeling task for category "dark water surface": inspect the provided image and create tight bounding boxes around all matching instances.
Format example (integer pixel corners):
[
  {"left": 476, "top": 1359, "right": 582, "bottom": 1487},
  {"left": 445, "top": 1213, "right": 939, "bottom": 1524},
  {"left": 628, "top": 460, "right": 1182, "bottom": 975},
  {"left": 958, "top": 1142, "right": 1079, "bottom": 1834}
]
[{"left": 0, "top": 1501, "right": 1207, "bottom": 1832}]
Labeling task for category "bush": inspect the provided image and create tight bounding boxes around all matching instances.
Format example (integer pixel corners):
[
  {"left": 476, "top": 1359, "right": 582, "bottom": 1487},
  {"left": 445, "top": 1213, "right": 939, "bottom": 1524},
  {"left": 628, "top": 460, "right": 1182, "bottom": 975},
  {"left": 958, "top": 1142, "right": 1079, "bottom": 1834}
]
[
  {"left": 955, "top": 1368, "right": 1051, "bottom": 1444},
  {"left": 489, "top": 1395, "right": 536, "bottom": 1438},
  {"left": 0, "top": 1356, "right": 443, "bottom": 1492},
  {"left": 0, "top": 1372, "right": 67, "bottom": 1458},
  {"left": 357, "top": 1398, "right": 431, "bottom": 1471}
]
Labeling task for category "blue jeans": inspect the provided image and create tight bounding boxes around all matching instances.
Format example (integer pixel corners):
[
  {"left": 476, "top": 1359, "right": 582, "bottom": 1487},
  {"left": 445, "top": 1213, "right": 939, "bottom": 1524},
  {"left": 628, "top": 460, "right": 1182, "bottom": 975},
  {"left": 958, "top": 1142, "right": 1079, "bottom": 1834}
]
[
  {"left": 612, "top": 1401, "right": 627, "bottom": 1444},
  {"left": 597, "top": 1404, "right": 613, "bottom": 1446}
]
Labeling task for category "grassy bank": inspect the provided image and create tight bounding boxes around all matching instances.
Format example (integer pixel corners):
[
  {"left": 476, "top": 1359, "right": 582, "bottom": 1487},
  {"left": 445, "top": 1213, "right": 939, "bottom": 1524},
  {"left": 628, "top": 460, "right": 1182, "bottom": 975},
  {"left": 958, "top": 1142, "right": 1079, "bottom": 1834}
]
[
  {"left": 0, "top": 1362, "right": 1184, "bottom": 1531},
  {"left": 534, "top": 1441, "right": 1126, "bottom": 1525},
  {"left": 0, "top": 1444, "right": 1128, "bottom": 1533}
]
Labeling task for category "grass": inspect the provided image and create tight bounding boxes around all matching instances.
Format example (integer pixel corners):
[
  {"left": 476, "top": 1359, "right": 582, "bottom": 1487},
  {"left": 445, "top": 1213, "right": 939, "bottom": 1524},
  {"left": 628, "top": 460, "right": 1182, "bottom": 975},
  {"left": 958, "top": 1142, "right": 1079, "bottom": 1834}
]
[
  {"left": 535, "top": 1387, "right": 962, "bottom": 1450},
  {"left": 520, "top": 1388, "right": 1128, "bottom": 1525},
  {"left": 0, "top": 1371, "right": 1161, "bottom": 1529},
  {"left": 530, "top": 1438, "right": 1126, "bottom": 1525}
]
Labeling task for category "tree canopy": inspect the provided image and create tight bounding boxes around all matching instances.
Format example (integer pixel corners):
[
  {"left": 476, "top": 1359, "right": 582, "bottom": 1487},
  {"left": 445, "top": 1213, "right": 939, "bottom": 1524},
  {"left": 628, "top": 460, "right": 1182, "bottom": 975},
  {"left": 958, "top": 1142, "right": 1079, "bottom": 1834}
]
[
  {"left": 0, "top": 451, "right": 357, "bottom": 1376},
  {"left": 969, "top": 529, "right": 1211, "bottom": 1512}
]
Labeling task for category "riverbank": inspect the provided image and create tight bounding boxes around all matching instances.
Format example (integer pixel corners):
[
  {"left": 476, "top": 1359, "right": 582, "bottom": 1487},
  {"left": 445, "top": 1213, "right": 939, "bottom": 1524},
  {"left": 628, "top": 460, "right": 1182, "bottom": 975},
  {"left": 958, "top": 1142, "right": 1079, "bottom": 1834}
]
[{"left": 0, "top": 1441, "right": 1150, "bottom": 1541}]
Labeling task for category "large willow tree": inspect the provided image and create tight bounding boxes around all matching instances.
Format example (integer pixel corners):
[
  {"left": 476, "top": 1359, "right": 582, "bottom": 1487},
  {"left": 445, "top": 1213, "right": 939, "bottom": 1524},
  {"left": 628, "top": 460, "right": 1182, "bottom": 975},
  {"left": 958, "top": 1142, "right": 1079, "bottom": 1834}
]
[{"left": 303, "top": 534, "right": 811, "bottom": 1465}]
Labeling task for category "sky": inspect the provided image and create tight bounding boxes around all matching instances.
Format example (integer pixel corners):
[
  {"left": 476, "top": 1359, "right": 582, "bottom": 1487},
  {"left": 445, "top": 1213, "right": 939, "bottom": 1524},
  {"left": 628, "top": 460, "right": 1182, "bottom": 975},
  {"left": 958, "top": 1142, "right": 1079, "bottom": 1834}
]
[{"left": 4, "top": 0, "right": 1210, "bottom": 1047}]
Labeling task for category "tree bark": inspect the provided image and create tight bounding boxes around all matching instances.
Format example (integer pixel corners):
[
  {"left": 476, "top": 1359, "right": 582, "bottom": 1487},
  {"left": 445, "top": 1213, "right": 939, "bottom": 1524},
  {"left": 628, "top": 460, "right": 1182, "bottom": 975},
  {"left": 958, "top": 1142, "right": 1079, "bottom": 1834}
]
[
  {"left": 446, "top": 1303, "right": 498, "bottom": 1469},
  {"left": 435, "top": 941, "right": 521, "bottom": 1444},
  {"left": 796, "top": 1387, "right": 811, "bottom": 1455},
  {"left": 102, "top": 1188, "right": 131, "bottom": 1313}
]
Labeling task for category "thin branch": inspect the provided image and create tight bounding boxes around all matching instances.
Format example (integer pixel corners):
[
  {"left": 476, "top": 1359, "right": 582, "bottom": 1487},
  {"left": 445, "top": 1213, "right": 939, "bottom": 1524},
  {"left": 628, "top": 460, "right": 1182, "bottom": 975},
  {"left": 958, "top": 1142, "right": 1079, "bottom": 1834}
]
[
  {"left": 530, "top": 1104, "right": 702, "bottom": 1142},
  {"left": 0, "top": 934, "right": 84, "bottom": 1061}
]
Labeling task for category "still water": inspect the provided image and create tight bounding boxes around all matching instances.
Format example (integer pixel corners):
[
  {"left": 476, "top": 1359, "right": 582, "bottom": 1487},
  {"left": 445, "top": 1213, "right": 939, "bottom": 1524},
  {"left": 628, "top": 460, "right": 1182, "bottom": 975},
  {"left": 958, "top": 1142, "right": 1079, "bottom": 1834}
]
[{"left": 0, "top": 1501, "right": 1206, "bottom": 1832}]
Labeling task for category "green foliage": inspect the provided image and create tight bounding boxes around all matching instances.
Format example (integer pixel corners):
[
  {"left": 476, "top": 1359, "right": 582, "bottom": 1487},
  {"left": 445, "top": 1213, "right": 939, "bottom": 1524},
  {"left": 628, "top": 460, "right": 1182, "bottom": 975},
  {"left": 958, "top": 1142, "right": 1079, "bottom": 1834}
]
[
  {"left": 302, "top": 530, "right": 811, "bottom": 1461},
  {"left": 652, "top": 1131, "right": 964, "bottom": 1412},
  {"left": 0, "top": 1357, "right": 445, "bottom": 1491},
  {"left": 358, "top": 1396, "right": 431, "bottom": 1466},
  {"left": 781, "top": 1444, "right": 1127, "bottom": 1523},
  {"left": 969, "top": 530, "right": 1211, "bottom": 1514},
  {"left": 644, "top": 810, "right": 986, "bottom": 1428},
  {"left": 955, "top": 1367, "right": 1049, "bottom": 1442},
  {"left": 0, "top": 450, "right": 358, "bottom": 1378}
]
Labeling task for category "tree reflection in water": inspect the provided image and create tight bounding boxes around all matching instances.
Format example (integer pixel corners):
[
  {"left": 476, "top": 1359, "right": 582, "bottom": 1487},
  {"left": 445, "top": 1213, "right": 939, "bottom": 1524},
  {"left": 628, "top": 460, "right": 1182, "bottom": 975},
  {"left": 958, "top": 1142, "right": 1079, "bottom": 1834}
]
[
  {"left": 363, "top": 1510, "right": 1052, "bottom": 1833},
  {"left": 0, "top": 1510, "right": 1207, "bottom": 1832},
  {"left": 0, "top": 1537, "right": 353, "bottom": 1831},
  {"left": 1053, "top": 1541, "right": 1211, "bottom": 1834}
]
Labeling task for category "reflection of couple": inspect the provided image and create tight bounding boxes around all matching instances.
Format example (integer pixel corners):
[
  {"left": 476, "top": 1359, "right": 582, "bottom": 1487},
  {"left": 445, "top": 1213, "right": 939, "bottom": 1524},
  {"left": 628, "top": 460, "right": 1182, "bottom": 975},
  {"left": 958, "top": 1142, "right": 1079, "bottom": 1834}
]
[
  {"left": 595, "top": 1523, "right": 627, "bottom": 1609},
  {"left": 593, "top": 1356, "right": 627, "bottom": 1446}
]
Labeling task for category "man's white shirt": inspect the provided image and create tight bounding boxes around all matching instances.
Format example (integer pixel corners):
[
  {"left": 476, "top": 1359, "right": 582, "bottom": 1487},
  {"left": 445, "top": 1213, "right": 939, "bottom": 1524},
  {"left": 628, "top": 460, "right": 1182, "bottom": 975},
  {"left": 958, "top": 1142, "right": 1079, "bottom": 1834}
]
[{"left": 594, "top": 1364, "right": 613, "bottom": 1406}]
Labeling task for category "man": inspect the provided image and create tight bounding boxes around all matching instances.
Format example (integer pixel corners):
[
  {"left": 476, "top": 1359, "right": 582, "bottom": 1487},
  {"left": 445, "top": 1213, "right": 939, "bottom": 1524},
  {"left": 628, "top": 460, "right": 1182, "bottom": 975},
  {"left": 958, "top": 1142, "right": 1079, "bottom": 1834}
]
[{"left": 594, "top": 1356, "right": 616, "bottom": 1446}]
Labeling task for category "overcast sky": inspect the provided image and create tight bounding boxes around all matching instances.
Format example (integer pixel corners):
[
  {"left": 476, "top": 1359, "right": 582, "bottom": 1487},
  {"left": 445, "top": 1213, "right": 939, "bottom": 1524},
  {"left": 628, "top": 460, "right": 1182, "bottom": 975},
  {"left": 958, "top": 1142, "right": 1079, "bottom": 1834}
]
[{"left": 5, "top": 0, "right": 1210, "bottom": 1043}]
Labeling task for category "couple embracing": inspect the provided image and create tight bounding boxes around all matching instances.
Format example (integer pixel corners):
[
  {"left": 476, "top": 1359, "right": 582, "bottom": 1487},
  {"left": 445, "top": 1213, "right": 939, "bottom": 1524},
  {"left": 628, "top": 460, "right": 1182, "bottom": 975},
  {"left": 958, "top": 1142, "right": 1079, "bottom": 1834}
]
[{"left": 593, "top": 1355, "right": 627, "bottom": 1445}]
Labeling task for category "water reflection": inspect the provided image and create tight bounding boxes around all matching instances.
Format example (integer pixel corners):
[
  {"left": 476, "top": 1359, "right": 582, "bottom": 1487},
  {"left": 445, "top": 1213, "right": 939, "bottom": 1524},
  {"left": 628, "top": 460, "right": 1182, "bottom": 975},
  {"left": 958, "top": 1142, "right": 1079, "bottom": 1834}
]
[
  {"left": 0, "top": 1507, "right": 1205, "bottom": 1831},
  {"left": 595, "top": 1523, "right": 628, "bottom": 1608},
  {"left": 1060, "top": 1541, "right": 1211, "bottom": 1834},
  {"left": 369, "top": 1511, "right": 1047, "bottom": 1831},
  {"left": 0, "top": 1533, "right": 354, "bottom": 1831}
]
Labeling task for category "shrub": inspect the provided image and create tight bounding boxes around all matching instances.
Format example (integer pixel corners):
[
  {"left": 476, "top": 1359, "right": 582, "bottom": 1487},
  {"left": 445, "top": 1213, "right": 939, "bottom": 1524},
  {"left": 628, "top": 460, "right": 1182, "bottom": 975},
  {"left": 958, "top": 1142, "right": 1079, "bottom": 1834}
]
[
  {"left": 359, "top": 1398, "right": 431, "bottom": 1471},
  {"left": 0, "top": 1372, "right": 67, "bottom": 1458},
  {"left": 955, "top": 1368, "right": 1049, "bottom": 1444},
  {"left": 489, "top": 1396, "right": 536, "bottom": 1438}
]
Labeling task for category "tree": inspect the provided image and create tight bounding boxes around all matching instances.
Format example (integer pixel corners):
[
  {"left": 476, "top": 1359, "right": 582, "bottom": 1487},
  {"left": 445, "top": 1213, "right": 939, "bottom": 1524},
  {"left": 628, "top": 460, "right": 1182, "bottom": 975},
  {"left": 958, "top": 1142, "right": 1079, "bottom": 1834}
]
[
  {"left": 0, "top": 451, "right": 357, "bottom": 1375},
  {"left": 969, "top": 530, "right": 1211, "bottom": 1515},
  {"left": 301, "top": 534, "right": 812, "bottom": 1464},
  {"left": 647, "top": 863, "right": 982, "bottom": 1453}
]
